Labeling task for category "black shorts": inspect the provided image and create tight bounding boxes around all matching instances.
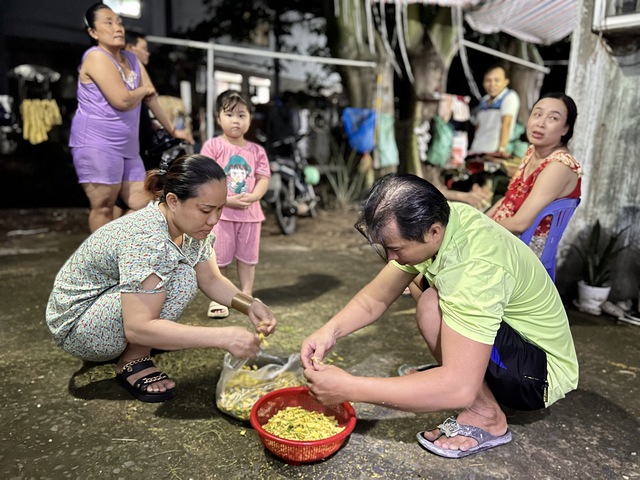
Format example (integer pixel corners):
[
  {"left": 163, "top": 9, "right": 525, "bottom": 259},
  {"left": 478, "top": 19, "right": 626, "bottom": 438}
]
[{"left": 485, "top": 321, "right": 548, "bottom": 411}]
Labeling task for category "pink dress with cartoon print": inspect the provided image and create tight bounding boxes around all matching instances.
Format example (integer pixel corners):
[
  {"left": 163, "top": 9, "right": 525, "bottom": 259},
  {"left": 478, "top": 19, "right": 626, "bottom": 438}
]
[{"left": 200, "top": 136, "right": 271, "bottom": 222}]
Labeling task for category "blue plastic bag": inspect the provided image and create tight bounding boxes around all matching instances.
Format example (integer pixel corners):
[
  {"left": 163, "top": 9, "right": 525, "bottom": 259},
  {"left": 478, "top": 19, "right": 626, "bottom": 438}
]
[{"left": 342, "top": 107, "right": 376, "bottom": 154}]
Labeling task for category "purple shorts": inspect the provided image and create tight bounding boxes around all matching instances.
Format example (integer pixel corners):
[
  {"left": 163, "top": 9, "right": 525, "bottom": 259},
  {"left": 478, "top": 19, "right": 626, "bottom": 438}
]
[
  {"left": 213, "top": 220, "right": 261, "bottom": 266},
  {"left": 72, "top": 147, "right": 146, "bottom": 184}
]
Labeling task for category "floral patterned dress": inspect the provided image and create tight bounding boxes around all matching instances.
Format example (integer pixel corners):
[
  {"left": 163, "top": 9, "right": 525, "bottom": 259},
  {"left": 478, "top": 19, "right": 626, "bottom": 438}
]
[
  {"left": 46, "top": 202, "right": 214, "bottom": 361},
  {"left": 491, "top": 145, "right": 582, "bottom": 256}
]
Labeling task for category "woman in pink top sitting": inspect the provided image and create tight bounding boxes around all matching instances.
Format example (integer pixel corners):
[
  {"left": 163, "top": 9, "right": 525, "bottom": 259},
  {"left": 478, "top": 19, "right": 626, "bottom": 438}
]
[
  {"left": 487, "top": 92, "right": 582, "bottom": 256},
  {"left": 70, "top": 3, "right": 191, "bottom": 232}
]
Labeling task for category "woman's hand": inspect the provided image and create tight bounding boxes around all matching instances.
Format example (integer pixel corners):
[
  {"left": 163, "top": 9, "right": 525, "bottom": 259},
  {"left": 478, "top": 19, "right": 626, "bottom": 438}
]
[
  {"left": 142, "top": 87, "right": 157, "bottom": 101},
  {"left": 223, "top": 326, "right": 262, "bottom": 359},
  {"left": 225, "top": 194, "right": 252, "bottom": 209},
  {"left": 248, "top": 300, "right": 277, "bottom": 336},
  {"left": 485, "top": 196, "right": 504, "bottom": 217},
  {"left": 173, "top": 128, "right": 194, "bottom": 144}
]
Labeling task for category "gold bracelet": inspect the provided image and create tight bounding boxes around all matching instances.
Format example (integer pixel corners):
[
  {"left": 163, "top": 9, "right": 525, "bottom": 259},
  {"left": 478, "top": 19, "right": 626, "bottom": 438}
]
[{"left": 231, "top": 292, "right": 254, "bottom": 315}]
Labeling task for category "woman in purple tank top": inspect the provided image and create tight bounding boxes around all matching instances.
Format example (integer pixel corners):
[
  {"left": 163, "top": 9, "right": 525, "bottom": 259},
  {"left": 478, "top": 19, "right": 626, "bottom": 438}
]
[{"left": 70, "top": 3, "right": 191, "bottom": 232}]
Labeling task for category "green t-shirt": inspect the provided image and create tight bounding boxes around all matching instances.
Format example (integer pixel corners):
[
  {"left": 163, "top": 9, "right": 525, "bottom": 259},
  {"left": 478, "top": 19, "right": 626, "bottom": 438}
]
[{"left": 393, "top": 202, "right": 578, "bottom": 406}]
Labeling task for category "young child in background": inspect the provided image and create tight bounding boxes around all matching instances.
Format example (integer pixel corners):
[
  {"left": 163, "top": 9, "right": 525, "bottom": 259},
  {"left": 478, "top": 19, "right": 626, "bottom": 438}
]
[{"left": 200, "top": 90, "right": 271, "bottom": 318}]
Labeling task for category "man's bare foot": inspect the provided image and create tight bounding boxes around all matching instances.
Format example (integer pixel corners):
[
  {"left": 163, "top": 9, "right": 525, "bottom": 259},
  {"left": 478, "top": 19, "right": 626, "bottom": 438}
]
[{"left": 421, "top": 408, "right": 508, "bottom": 453}]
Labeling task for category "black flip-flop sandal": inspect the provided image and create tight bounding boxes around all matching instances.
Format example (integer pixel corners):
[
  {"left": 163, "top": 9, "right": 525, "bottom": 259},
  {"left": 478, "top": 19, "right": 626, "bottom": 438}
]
[{"left": 115, "top": 356, "right": 175, "bottom": 403}]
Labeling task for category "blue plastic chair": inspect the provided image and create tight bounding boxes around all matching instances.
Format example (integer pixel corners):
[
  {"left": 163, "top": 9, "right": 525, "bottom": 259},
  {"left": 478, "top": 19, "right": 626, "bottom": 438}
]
[{"left": 519, "top": 198, "right": 581, "bottom": 282}]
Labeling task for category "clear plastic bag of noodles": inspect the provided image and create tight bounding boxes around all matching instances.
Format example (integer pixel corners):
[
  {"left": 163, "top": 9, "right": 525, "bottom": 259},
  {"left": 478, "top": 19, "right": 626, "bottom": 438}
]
[{"left": 216, "top": 351, "right": 305, "bottom": 421}]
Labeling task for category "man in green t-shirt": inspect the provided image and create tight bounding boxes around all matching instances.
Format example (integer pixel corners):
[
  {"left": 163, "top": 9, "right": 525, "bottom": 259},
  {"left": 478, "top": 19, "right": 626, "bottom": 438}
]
[{"left": 300, "top": 174, "right": 578, "bottom": 458}]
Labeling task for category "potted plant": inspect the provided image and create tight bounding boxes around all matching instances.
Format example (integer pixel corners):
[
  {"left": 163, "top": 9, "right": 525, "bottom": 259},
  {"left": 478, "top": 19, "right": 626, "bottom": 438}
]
[{"left": 574, "top": 220, "right": 629, "bottom": 315}]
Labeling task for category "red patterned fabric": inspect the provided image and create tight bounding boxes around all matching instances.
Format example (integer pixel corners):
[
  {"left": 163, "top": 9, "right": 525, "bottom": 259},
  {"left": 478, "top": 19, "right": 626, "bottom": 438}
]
[{"left": 491, "top": 145, "right": 582, "bottom": 237}]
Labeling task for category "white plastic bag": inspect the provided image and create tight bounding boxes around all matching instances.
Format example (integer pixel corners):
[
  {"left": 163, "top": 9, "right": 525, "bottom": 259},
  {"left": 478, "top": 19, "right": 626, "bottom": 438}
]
[{"left": 215, "top": 351, "right": 305, "bottom": 421}]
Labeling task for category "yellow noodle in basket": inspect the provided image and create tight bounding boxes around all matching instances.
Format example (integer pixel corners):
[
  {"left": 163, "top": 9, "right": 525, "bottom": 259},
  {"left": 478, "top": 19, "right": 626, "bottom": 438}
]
[{"left": 262, "top": 406, "right": 345, "bottom": 441}]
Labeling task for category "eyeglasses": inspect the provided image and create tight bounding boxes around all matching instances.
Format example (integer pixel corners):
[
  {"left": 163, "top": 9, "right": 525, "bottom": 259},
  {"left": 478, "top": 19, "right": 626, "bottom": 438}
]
[{"left": 354, "top": 220, "right": 387, "bottom": 262}]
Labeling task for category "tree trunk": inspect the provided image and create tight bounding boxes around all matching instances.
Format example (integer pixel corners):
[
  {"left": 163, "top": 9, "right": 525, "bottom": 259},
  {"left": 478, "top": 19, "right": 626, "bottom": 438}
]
[
  {"left": 504, "top": 39, "right": 545, "bottom": 125},
  {"left": 400, "top": 5, "right": 458, "bottom": 177},
  {"left": 326, "top": 0, "right": 389, "bottom": 109},
  {"left": 325, "top": 0, "right": 396, "bottom": 187}
]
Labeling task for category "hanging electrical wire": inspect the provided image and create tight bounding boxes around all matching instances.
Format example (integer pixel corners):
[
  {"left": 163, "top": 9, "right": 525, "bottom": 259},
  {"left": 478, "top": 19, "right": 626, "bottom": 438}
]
[
  {"left": 396, "top": 3, "right": 415, "bottom": 84},
  {"left": 365, "top": 0, "right": 375, "bottom": 54},
  {"left": 354, "top": 0, "right": 364, "bottom": 52},
  {"left": 453, "top": 5, "right": 482, "bottom": 100},
  {"left": 373, "top": 1, "right": 402, "bottom": 76}
]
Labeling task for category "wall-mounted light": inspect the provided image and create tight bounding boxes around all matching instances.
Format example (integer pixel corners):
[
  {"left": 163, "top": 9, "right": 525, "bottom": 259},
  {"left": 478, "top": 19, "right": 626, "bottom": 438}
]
[{"left": 107, "top": 0, "right": 142, "bottom": 19}]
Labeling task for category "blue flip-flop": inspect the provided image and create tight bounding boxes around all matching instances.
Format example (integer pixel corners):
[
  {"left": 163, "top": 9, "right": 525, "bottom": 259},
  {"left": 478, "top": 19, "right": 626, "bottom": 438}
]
[{"left": 416, "top": 416, "right": 512, "bottom": 458}]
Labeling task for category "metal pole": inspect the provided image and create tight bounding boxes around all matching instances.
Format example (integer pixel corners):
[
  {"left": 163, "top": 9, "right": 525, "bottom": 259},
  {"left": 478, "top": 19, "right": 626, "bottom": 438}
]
[
  {"left": 206, "top": 41, "right": 215, "bottom": 140},
  {"left": 146, "top": 36, "right": 377, "bottom": 68},
  {"left": 460, "top": 39, "right": 550, "bottom": 74},
  {"left": 145, "top": 35, "right": 378, "bottom": 140}
]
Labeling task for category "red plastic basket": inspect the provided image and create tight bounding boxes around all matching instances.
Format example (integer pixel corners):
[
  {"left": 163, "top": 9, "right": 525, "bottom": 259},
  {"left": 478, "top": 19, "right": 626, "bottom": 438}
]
[{"left": 250, "top": 386, "right": 357, "bottom": 465}]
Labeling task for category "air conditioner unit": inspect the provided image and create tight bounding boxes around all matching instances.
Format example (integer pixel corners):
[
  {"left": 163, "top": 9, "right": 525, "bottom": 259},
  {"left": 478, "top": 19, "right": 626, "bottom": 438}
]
[{"left": 592, "top": 0, "right": 640, "bottom": 34}]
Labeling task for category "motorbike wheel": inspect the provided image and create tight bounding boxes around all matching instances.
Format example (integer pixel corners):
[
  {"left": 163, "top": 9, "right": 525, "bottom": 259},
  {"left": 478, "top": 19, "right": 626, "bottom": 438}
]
[{"left": 274, "top": 183, "right": 297, "bottom": 235}]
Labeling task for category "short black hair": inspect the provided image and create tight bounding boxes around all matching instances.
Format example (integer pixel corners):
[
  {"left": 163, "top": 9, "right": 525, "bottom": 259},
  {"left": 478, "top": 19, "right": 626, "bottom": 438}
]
[
  {"left": 358, "top": 174, "right": 450, "bottom": 246},
  {"left": 535, "top": 92, "right": 578, "bottom": 144},
  {"left": 145, "top": 154, "right": 226, "bottom": 203},
  {"left": 215, "top": 90, "right": 251, "bottom": 115},
  {"left": 484, "top": 63, "right": 508, "bottom": 79},
  {"left": 84, "top": 2, "right": 111, "bottom": 45},
  {"left": 125, "top": 29, "right": 146, "bottom": 47}
]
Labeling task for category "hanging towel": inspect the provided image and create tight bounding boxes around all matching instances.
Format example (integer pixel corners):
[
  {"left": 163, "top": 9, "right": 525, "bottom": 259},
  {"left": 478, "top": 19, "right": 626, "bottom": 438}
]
[{"left": 20, "top": 98, "right": 62, "bottom": 145}]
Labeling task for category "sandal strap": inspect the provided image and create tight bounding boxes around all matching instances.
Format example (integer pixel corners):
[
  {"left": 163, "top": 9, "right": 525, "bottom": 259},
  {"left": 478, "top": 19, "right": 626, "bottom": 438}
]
[
  {"left": 437, "top": 416, "right": 506, "bottom": 446},
  {"left": 118, "top": 356, "right": 154, "bottom": 379},
  {"left": 133, "top": 371, "right": 170, "bottom": 390},
  {"left": 438, "top": 417, "right": 462, "bottom": 438}
]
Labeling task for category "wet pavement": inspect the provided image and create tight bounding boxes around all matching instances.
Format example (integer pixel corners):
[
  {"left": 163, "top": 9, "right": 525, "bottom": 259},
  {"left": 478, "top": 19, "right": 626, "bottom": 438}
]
[{"left": 0, "top": 208, "right": 638, "bottom": 480}]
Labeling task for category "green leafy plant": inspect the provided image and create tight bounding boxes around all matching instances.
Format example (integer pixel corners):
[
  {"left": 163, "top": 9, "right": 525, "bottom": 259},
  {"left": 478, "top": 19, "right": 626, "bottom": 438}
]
[
  {"left": 318, "top": 136, "right": 365, "bottom": 211},
  {"left": 574, "top": 220, "right": 629, "bottom": 287}
]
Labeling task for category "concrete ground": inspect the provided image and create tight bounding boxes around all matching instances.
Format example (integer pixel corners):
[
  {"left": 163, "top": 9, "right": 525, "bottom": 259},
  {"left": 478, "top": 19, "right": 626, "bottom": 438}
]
[{"left": 0, "top": 207, "right": 638, "bottom": 480}]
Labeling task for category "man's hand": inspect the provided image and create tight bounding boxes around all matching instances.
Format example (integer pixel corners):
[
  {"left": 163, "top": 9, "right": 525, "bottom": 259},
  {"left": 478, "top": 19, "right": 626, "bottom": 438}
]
[
  {"left": 300, "top": 326, "right": 337, "bottom": 369},
  {"left": 455, "top": 184, "right": 492, "bottom": 211},
  {"left": 304, "top": 364, "right": 352, "bottom": 405}
]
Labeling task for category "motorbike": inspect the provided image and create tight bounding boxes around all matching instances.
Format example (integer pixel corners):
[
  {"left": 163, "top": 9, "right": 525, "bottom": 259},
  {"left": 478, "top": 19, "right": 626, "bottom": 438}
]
[
  {"left": 261, "top": 134, "right": 320, "bottom": 235},
  {"left": 148, "top": 128, "right": 194, "bottom": 171},
  {"left": 115, "top": 129, "right": 193, "bottom": 211}
]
